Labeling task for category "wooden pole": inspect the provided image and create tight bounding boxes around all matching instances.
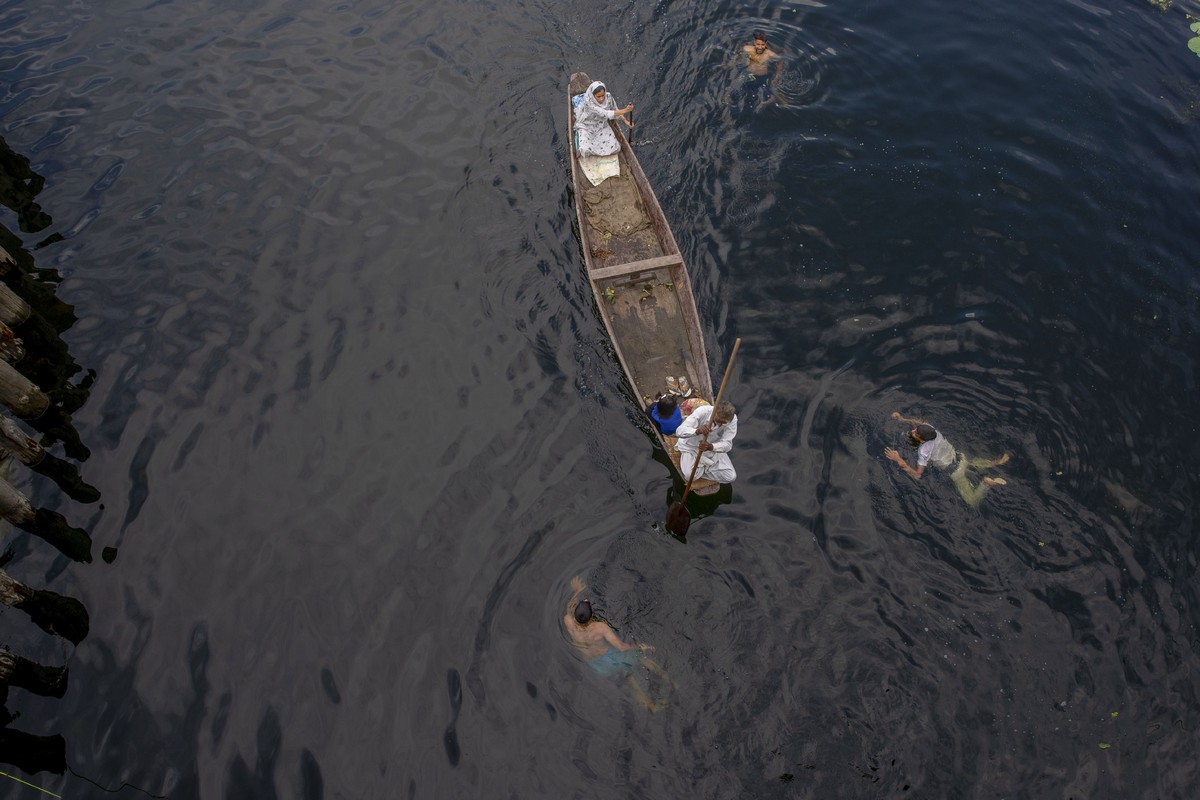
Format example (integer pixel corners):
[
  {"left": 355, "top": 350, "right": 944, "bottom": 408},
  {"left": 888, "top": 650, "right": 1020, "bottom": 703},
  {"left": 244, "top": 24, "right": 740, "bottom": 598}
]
[
  {"left": 0, "top": 359, "right": 47, "bottom": 418},
  {"left": 0, "top": 567, "right": 33, "bottom": 607},
  {"left": 0, "top": 321, "right": 23, "bottom": 363},
  {"left": 0, "top": 476, "right": 34, "bottom": 525},
  {"left": 0, "top": 650, "right": 68, "bottom": 698},
  {"left": 0, "top": 281, "right": 30, "bottom": 328},
  {"left": 0, "top": 479, "right": 92, "bottom": 562},
  {"left": 0, "top": 568, "right": 89, "bottom": 644},
  {"left": 0, "top": 414, "right": 44, "bottom": 466},
  {"left": 0, "top": 413, "right": 98, "bottom": 503}
]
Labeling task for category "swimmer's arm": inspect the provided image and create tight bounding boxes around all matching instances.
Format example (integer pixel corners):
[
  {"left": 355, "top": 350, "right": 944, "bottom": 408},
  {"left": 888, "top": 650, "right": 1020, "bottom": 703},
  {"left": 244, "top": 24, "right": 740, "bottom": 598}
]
[
  {"left": 884, "top": 447, "right": 926, "bottom": 481},
  {"left": 890, "top": 411, "right": 926, "bottom": 426},
  {"left": 602, "top": 624, "right": 636, "bottom": 652}
]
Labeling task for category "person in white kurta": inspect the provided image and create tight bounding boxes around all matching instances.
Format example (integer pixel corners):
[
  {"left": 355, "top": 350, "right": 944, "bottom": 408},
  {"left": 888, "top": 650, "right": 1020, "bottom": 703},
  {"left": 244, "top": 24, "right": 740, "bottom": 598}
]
[
  {"left": 574, "top": 81, "right": 633, "bottom": 157},
  {"left": 675, "top": 401, "right": 738, "bottom": 483}
]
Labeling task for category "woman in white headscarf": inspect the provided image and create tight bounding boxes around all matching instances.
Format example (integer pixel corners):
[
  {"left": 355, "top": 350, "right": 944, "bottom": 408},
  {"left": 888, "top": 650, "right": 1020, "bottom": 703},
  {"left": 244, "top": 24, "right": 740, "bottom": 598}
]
[{"left": 573, "top": 81, "right": 634, "bottom": 157}]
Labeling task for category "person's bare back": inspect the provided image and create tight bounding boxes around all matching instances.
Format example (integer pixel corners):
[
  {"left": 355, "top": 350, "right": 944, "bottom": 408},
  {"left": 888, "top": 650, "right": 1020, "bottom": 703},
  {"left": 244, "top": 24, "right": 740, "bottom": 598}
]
[
  {"left": 564, "top": 610, "right": 629, "bottom": 659},
  {"left": 562, "top": 576, "right": 673, "bottom": 712},
  {"left": 564, "top": 576, "right": 640, "bottom": 657}
]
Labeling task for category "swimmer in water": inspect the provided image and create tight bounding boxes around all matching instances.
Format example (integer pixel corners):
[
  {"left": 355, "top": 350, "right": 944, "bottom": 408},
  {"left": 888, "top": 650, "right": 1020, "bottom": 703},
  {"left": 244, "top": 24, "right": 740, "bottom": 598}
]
[
  {"left": 884, "top": 412, "right": 1010, "bottom": 508},
  {"left": 732, "top": 30, "right": 785, "bottom": 109},
  {"left": 563, "top": 576, "right": 675, "bottom": 712}
]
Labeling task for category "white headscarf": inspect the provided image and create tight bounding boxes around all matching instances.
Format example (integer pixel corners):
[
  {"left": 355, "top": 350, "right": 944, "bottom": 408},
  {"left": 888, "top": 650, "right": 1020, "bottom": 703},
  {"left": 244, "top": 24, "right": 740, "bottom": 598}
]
[
  {"left": 574, "top": 80, "right": 622, "bottom": 157},
  {"left": 584, "top": 81, "right": 614, "bottom": 112}
]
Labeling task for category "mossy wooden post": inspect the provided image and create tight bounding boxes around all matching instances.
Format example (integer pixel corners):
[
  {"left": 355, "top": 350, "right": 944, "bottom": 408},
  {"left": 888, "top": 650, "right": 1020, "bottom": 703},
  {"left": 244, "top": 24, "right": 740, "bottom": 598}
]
[
  {"left": 0, "top": 414, "right": 43, "bottom": 466},
  {"left": 0, "top": 320, "right": 23, "bottom": 363},
  {"left": 0, "top": 412, "right": 96, "bottom": 502},
  {"left": 0, "top": 280, "right": 31, "bottom": 328},
  {"left": 0, "top": 650, "right": 68, "bottom": 698},
  {"left": 0, "top": 478, "right": 91, "bottom": 562},
  {"left": 0, "top": 475, "right": 34, "bottom": 525},
  {"left": 0, "top": 568, "right": 89, "bottom": 644},
  {"left": 0, "top": 566, "right": 34, "bottom": 607},
  {"left": 0, "top": 358, "right": 48, "bottom": 418}
]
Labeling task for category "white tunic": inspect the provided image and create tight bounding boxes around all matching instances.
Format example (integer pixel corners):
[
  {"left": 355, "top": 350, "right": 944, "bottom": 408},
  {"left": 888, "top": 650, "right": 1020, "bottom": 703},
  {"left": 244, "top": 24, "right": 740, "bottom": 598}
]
[
  {"left": 573, "top": 81, "right": 622, "bottom": 157},
  {"left": 917, "top": 432, "right": 957, "bottom": 469},
  {"left": 675, "top": 405, "right": 738, "bottom": 483}
]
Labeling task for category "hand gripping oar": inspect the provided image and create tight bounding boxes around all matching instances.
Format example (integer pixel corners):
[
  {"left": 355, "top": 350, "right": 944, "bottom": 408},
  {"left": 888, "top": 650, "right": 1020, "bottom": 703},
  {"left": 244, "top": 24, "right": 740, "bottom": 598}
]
[{"left": 666, "top": 337, "right": 741, "bottom": 536}]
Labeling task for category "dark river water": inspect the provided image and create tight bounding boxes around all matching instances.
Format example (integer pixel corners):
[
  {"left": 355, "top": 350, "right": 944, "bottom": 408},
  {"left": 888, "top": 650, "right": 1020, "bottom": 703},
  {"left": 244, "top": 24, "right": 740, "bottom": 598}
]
[{"left": 2, "top": 0, "right": 1198, "bottom": 797}]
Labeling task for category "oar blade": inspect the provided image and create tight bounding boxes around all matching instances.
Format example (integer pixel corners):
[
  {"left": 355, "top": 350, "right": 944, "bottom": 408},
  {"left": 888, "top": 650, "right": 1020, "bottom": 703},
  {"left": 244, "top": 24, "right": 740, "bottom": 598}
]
[{"left": 666, "top": 501, "right": 690, "bottom": 537}]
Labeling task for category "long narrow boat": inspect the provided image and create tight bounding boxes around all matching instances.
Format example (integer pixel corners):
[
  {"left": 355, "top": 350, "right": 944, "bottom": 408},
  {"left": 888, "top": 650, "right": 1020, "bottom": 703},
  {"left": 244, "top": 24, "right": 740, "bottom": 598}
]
[{"left": 566, "top": 72, "right": 720, "bottom": 496}]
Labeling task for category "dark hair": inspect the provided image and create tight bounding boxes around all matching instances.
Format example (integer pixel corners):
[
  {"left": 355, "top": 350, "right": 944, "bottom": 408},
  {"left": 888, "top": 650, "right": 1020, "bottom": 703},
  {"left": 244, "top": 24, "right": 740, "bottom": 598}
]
[
  {"left": 915, "top": 423, "right": 937, "bottom": 442},
  {"left": 655, "top": 394, "right": 678, "bottom": 416},
  {"left": 574, "top": 600, "right": 593, "bottom": 624},
  {"left": 753, "top": 30, "right": 767, "bottom": 42}
]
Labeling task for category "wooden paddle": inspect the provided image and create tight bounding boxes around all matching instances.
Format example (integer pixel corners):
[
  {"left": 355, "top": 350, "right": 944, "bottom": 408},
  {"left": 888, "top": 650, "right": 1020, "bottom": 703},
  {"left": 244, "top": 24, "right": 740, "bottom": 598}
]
[{"left": 666, "top": 337, "right": 741, "bottom": 536}]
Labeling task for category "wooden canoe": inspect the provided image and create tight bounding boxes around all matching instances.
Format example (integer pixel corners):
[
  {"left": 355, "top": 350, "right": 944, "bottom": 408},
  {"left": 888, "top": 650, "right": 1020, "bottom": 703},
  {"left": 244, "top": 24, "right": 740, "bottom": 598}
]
[{"left": 567, "top": 72, "right": 720, "bottom": 496}]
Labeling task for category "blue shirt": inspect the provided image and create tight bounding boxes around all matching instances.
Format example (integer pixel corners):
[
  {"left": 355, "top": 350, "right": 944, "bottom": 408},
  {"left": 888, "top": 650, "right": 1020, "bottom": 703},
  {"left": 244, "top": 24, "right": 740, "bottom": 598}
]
[{"left": 650, "top": 405, "right": 683, "bottom": 435}]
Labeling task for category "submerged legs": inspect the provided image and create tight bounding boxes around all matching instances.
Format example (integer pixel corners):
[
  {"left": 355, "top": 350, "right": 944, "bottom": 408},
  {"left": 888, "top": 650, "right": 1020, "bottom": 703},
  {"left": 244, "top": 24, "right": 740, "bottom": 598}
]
[
  {"left": 626, "top": 658, "right": 675, "bottom": 713},
  {"left": 950, "top": 453, "right": 1010, "bottom": 508}
]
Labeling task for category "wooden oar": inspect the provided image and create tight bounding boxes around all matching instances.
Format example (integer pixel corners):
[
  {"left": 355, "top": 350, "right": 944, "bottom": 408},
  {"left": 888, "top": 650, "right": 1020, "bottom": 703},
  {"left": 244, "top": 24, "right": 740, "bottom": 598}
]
[{"left": 666, "top": 337, "right": 741, "bottom": 536}]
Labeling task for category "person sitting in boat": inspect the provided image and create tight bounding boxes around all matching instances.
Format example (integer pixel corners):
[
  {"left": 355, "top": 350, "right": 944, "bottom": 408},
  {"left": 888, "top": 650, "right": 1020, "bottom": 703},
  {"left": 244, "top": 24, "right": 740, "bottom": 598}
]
[
  {"left": 645, "top": 393, "right": 683, "bottom": 436},
  {"left": 574, "top": 81, "right": 633, "bottom": 157},
  {"left": 674, "top": 400, "right": 738, "bottom": 483}
]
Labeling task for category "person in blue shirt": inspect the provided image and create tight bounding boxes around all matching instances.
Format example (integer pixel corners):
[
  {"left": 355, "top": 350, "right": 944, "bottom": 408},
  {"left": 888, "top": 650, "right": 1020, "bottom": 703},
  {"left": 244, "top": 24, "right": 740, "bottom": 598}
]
[{"left": 646, "top": 393, "right": 682, "bottom": 435}]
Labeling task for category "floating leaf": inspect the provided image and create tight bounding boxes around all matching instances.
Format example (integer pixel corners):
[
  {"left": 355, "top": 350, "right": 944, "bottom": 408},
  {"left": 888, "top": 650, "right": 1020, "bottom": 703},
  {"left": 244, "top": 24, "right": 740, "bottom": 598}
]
[
  {"left": 1189, "top": 36, "right": 1200, "bottom": 55},
  {"left": 1111, "top": 711, "right": 1119, "bottom": 717},
  {"left": 1099, "top": 742, "right": 1111, "bottom": 750},
  {"left": 1191, "top": 21, "right": 1200, "bottom": 33},
  {"left": 1038, "top": 541, "right": 1046, "bottom": 547}
]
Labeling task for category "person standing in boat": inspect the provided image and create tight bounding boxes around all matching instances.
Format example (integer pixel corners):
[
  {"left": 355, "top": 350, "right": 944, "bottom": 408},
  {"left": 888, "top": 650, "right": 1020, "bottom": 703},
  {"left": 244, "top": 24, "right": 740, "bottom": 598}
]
[
  {"left": 574, "top": 81, "right": 633, "bottom": 157},
  {"left": 883, "top": 411, "right": 1009, "bottom": 508},
  {"left": 675, "top": 400, "right": 738, "bottom": 483}
]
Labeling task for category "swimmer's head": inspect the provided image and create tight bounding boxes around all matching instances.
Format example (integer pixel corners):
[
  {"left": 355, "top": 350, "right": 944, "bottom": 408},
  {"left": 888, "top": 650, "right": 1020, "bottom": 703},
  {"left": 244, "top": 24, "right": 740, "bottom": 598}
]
[
  {"left": 753, "top": 30, "right": 768, "bottom": 51},
  {"left": 574, "top": 600, "right": 593, "bottom": 624},
  {"left": 910, "top": 424, "right": 937, "bottom": 446}
]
